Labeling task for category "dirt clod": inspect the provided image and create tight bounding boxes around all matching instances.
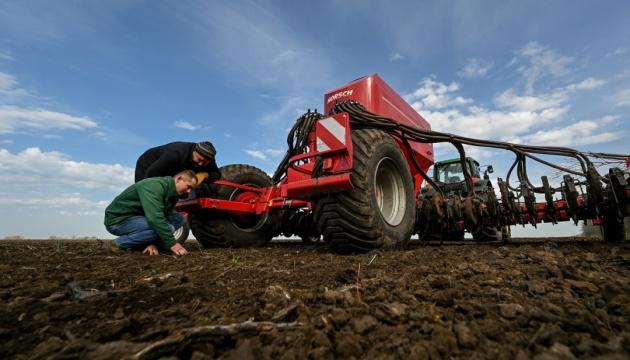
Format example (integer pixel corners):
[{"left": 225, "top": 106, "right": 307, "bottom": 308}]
[
  {"left": 454, "top": 322, "right": 478, "bottom": 348},
  {"left": 351, "top": 315, "right": 378, "bottom": 334},
  {"left": 499, "top": 303, "right": 525, "bottom": 319}
]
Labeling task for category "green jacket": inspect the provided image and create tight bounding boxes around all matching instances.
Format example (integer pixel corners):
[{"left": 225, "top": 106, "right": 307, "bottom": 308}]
[{"left": 105, "top": 176, "right": 179, "bottom": 248}]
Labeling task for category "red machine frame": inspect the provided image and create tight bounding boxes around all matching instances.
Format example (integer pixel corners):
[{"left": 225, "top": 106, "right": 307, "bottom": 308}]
[{"left": 177, "top": 74, "right": 630, "bottom": 233}]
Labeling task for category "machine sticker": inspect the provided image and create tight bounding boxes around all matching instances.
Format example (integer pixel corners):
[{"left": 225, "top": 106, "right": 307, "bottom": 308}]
[{"left": 326, "top": 89, "right": 354, "bottom": 104}]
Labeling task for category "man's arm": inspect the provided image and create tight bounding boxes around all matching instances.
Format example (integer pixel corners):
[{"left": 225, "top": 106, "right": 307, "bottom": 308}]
[
  {"left": 144, "top": 152, "right": 180, "bottom": 178},
  {"left": 137, "top": 184, "right": 177, "bottom": 249},
  {"left": 204, "top": 156, "right": 222, "bottom": 183}
]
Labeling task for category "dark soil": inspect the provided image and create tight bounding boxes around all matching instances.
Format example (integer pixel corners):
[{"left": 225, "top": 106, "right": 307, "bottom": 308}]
[{"left": 1, "top": 238, "right": 629, "bottom": 359}]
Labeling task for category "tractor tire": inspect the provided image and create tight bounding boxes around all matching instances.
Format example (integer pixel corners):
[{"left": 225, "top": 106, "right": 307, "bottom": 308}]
[
  {"left": 300, "top": 234, "right": 321, "bottom": 244},
  {"left": 472, "top": 225, "right": 502, "bottom": 242},
  {"left": 189, "top": 164, "right": 277, "bottom": 248},
  {"left": 313, "top": 129, "right": 416, "bottom": 253},
  {"left": 602, "top": 214, "right": 626, "bottom": 243},
  {"left": 174, "top": 217, "right": 190, "bottom": 244},
  {"left": 471, "top": 187, "right": 503, "bottom": 242}
]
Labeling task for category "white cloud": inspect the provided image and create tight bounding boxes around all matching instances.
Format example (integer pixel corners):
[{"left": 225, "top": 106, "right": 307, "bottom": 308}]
[
  {"left": 406, "top": 78, "right": 472, "bottom": 110},
  {"left": 434, "top": 142, "right": 495, "bottom": 160},
  {"left": 615, "top": 89, "right": 630, "bottom": 107},
  {"left": 512, "top": 42, "right": 573, "bottom": 94},
  {"left": 59, "top": 210, "right": 101, "bottom": 216},
  {"left": 462, "top": 145, "right": 495, "bottom": 160},
  {"left": 515, "top": 118, "right": 623, "bottom": 146},
  {"left": 495, "top": 77, "right": 605, "bottom": 113},
  {"left": 389, "top": 53, "right": 404, "bottom": 62},
  {"left": 270, "top": 49, "right": 298, "bottom": 65},
  {"left": 494, "top": 88, "right": 567, "bottom": 112},
  {"left": 0, "top": 147, "right": 133, "bottom": 191},
  {"left": 407, "top": 74, "right": 618, "bottom": 149},
  {"left": 0, "top": 194, "right": 99, "bottom": 207},
  {"left": 420, "top": 106, "right": 566, "bottom": 140},
  {"left": 173, "top": 120, "right": 201, "bottom": 131},
  {"left": 0, "top": 145, "right": 124, "bottom": 237},
  {"left": 0, "top": 72, "right": 18, "bottom": 91},
  {"left": 264, "top": 148, "right": 286, "bottom": 157},
  {"left": 0, "top": 105, "right": 97, "bottom": 134},
  {"left": 457, "top": 58, "right": 493, "bottom": 79},
  {"left": 245, "top": 149, "right": 268, "bottom": 161},
  {"left": 608, "top": 47, "right": 629, "bottom": 57},
  {"left": 407, "top": 78, "right": 567, "bottom": 139},
  {"left": 244, "top": 148, "right": 285, "bottom": 162},
  {"left": 90, "top": 131, "right": 107, "bottom": 140},
  {"left": 0, "top": 71, "right": 30, "bottom": 101},
  {"left": 564, "top": 77, "right": 606, "bottom": 92},
  {"left": 0, "top": 71, "right": 104, "bottom": 139},
  {"left": 0, "top": 51, "right": 14, "bottom": 61},
  {"left": 258, "top": 96, "right": 307, "bottom": 125}
]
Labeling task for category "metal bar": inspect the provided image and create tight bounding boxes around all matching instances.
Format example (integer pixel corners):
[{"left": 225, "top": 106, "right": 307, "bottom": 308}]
[
  {"left": 212, "top": 180, "right": 265, "bottom": 194},
  {"left": 176, "top": 198, "right": 257, "bottom": 213},
  {"left": 283, "top": 173, "right": 353, "bottom": 197}
]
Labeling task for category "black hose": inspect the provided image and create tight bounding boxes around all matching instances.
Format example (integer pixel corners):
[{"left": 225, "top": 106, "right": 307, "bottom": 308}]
[
  {"left": 276, "top": 100, "right": 628, "bottom": 202},
  {"left": 272, "top": 110, "right": 323, "bottom": 183},
  {"left": 330, "top": 100, "right": 628, "bottom": 197}
]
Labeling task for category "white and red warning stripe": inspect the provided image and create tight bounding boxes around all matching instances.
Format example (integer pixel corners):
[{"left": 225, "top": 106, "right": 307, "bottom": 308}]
[{"left": 316, "top": 116, "right": 347, "bottom": 152}]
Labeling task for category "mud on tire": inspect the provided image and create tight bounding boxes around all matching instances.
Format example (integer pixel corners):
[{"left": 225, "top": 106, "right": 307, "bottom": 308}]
[
  {"left": 471, "top": 186, "right": 503, "bottom": 242},
  {"left": 313, "top": 129, "right": 416, "bottom": 253},
  {"left": 189, "top": 164, "right": 278, "bottom": 248}
]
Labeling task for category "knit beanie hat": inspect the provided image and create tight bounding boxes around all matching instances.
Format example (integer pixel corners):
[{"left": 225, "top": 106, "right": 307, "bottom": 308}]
[{"left": 195, "top": 141, "right": 216, "bottom": 159}]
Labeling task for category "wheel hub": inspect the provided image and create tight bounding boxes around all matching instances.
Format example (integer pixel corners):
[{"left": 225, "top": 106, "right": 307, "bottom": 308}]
[
  {"left": 230, "top": 188, "right": 267, "bottom": 231},
  {"left": 374, "top": 157, "right": 407, "bottom": 226}
]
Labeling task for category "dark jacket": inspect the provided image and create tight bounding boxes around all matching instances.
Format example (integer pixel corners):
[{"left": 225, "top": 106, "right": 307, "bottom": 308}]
[
  {"left": 105, "top": 176, "right": 179, "bottom": 248},
  {"left": 135, "top": 142, "right": 221, "bottom": 183}
]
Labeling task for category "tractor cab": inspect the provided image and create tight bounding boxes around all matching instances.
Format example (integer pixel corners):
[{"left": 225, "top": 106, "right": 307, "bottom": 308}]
[
  {"left": 434, "top": 157, "right": 481, "bottom": 184},
  {"left": 429, "top": 157, "right": 493, "bottom": 195}
]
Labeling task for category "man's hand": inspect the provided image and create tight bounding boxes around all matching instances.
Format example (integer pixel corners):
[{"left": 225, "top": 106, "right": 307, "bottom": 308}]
[
  {"left": 142, "top": 244, "right": 159, "bottom": 256},
  {"left": 170, "top": 243, "right": 189, "bottom": 256},
  {"left": 195, "top": 171, "right": 209, "bottom": 186}
]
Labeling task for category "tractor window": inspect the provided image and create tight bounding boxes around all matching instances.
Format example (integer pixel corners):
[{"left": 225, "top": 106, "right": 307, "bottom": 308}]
[{"left": 437, "top": 163, "right": 464, "bottom": 184}]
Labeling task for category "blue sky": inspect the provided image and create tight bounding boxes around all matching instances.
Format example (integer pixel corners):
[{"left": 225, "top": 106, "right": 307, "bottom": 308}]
[{"left": 0, "top": 0, "right": 629, "bottom": 238}]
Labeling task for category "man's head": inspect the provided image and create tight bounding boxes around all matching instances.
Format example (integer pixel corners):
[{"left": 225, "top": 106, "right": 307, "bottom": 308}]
[
  {"left": 174, "top": 170, "right": 198, "bottom": 195},
  {"left": 192, "top": 141, "right": 216, "bottom": 167}
]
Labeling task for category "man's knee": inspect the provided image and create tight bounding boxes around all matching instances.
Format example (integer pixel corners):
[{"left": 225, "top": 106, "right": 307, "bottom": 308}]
[
  {"left": 113, "top": 227, "right": 159, "bottom": 250},
  {"left": 114, "top": 236, "right": 134, "bottom": 250}
]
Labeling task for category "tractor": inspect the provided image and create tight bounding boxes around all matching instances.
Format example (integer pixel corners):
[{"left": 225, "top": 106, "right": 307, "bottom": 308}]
[
  {"left": 418, "top": 157, "right": 508, "bottom": 242},
  {"left": 432, "top": 157, "right": 491, "bottom": 191},
  {"left": 177, "top": 74, "right": 630, "bottom": 253}
]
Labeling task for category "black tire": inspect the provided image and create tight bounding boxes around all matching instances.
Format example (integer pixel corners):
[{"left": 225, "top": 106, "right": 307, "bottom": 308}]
[
  {"left": 448, "top": 230, "right": 465, "bottom": 241},
  {"left": 189, "top": 164, "right": 277, "bottom": 248},
  {"left": 472, "top": 225, "right": 502, "bottom": 242},
  {"left": 174, "top": 217, "right": 190, "bottom": 244},
  {"left": 471, "top": 187, "right": 502, "bottom": 242},
  {"left": 312, "top": 129, "right": 416, "bottom": 253},
  {"left": 300, "top": 234, "right": 321, "bottom": 244},
  {"left": 602, "top": 214, "right": 625, "bottom": 243}
]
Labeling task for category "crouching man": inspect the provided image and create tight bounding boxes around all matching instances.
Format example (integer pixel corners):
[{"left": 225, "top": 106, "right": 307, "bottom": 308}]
[{"left": 104, "top": 170, "right": 197, "bottom": 256}]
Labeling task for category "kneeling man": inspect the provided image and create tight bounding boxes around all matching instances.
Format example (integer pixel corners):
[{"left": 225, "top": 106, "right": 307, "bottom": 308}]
[{"left": 104, "top": 170, "right": 197, "bottom": 256}]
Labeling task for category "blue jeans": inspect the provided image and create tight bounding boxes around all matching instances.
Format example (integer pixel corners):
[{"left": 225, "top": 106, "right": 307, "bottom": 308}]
[{"left": 106, "top": 213, "right": 185, "bottom": 251}]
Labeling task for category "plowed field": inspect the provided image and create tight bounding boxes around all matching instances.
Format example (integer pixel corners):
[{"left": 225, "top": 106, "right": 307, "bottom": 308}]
[{"left": 1, "top": 239, "right": 628, "bottom": 359}]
